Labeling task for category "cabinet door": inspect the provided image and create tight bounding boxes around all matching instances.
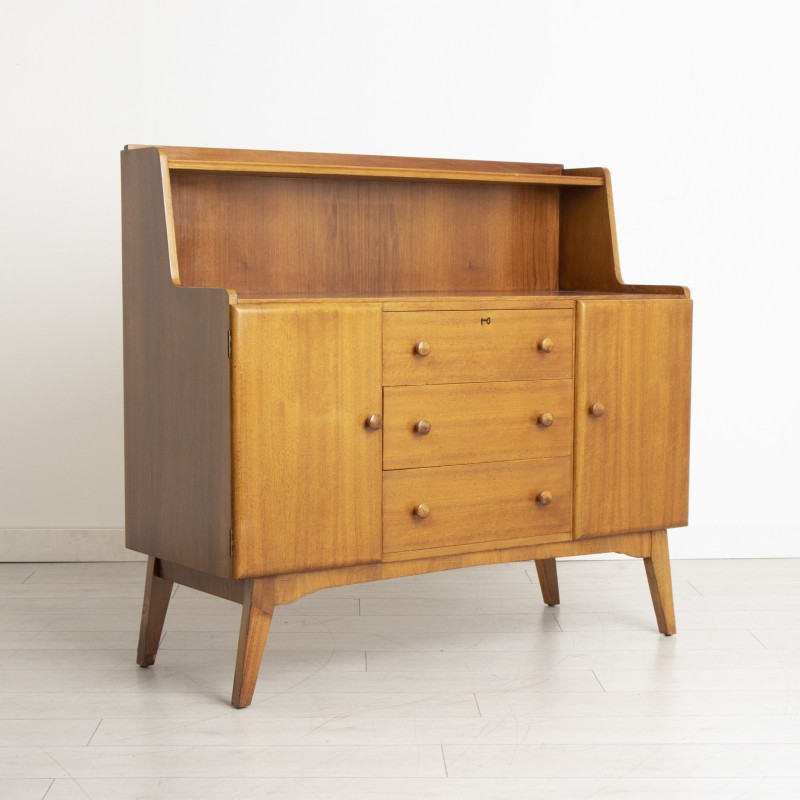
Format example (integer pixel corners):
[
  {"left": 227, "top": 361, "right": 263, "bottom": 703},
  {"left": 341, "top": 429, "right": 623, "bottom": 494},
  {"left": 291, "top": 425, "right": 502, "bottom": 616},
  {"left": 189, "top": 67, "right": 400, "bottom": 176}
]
[
  {"left": 230, "top": 303, "right": 383, "bottom": 577},
  {"left": 574, "top": 299, "right": 692, "bottom": 538}
]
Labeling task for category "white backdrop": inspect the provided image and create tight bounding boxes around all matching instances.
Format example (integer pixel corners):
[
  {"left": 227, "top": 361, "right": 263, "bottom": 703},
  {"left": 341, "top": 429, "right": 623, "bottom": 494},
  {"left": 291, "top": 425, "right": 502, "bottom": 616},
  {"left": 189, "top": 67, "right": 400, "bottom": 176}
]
[{"left": 1, "top": 1, "right": 798, "bottom": 559}]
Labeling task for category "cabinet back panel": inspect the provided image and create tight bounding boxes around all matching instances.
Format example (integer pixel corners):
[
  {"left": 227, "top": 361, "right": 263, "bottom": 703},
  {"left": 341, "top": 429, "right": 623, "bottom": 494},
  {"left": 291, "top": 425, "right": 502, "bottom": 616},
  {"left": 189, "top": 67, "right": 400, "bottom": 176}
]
[{"left": 170, "top": 173, "right": 559, "bottom": 294}]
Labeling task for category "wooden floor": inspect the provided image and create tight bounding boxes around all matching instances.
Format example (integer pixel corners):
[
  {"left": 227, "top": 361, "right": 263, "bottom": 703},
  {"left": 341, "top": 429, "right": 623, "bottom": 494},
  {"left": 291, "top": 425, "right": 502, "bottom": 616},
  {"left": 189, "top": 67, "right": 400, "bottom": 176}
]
[{"left": 1, "top": 557, "right": 800, "bottom": 799}]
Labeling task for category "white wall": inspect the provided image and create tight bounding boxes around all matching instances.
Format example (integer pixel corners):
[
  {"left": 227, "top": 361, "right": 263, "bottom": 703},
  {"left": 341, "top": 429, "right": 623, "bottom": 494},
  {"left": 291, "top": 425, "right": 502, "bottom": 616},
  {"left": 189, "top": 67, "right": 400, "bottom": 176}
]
[{"left": 1, "top": 0, "right": 798, "bottom": 558}]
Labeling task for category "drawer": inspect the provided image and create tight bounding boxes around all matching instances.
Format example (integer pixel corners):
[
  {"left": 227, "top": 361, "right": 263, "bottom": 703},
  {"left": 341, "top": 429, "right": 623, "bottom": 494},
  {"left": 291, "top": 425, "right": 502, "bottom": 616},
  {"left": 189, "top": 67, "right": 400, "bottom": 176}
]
[
  {"left": 383, "top": 379, "right": 573, "bottom": 470},
  {"left": 383, "top": 308, "right": 574, "bottom": 385},
  {"left": 383, "top": 457, "right": 572, "bottom": 554}
]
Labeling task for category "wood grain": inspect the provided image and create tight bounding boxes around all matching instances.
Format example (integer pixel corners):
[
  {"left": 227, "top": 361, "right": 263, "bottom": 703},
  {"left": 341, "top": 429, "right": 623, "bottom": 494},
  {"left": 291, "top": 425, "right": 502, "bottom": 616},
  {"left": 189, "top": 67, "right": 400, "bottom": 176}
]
[
  {"left": 230, "top": 303, "right": 383, "bottom": 578},
  {"left": 383, "top": 379, "right": 573, "bottom": 469},
  {"left": 573, "top": 299, "right": 692, "bottom": 537},
  {"left": 381, "top": 531, "right": 573, "bottom": 561},
  {"left": 383, "top": 458, "right": 572, "bottom": 554},
  {"left": 135, "top": 557, "right": 173, "bottom": 668},
  {"left": 383, "top": 309, "right": 574, "bottom": 386},
  {"left": 644, "top": 530, "right": 677, "bottom": 635},
  {"left": 170, "top": 172, "right": 560, "bottom": 296},
  {"left": 169, "top": 159, "right": 603, "bottom": 186},
  {"left": 121, "top": 148, "right": 233, "bottom": 577},
  {"left": 380, "top": 295, "right": 577, "bottom": 311},
  {"left": 273, "top": 531, "right": 654, "bottom": 605},
  {"left": 559, "top": 168, "right": 688, "bottom": 296},
  {"left": 131, "top": 144, "right": 565, "bottom": 177},
  {"left": 235, "top": 293, "right": 683, "bottom": 307},
  {"left": 232, "top": 578, "right": 274, "bottom": 708},
  {"left": 534, "top": 558, "right": 560, "bottom": 606},
  {"left": 156, "top": 559, "right": 245, "bottom": 604},
  {"left": 123, "top": 145, "right": 690, "bottom": 705}
]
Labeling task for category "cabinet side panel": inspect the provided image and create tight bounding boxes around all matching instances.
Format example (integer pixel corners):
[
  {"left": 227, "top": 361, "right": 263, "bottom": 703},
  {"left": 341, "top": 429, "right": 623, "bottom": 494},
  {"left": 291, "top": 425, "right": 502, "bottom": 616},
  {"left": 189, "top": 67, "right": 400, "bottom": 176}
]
[
  {"left": 231, "top": 304, "right": 383, "bottom": 577},
  {"left": 121, "top": 148, "right": 233, "bottom": 576},
  {"left": 559, "top": 168, "right": 688, "bottom": 296},
  {"left": 574, "top": 299, "right": 692, "bottom": 537},
  {"left": 559, "top": 168, "right": 622, "bottom": 292}
]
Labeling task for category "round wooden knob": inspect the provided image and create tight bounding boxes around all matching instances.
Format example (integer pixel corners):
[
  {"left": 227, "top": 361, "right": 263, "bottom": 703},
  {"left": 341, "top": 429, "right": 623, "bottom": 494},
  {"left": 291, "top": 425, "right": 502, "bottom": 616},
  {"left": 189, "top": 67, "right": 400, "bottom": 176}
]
[
  {"left": 414, "top": 341, "right": 431, "bottom": 357},
  {"left": 415, "top": 419, "right": 432, "bottom": 435},
  {"left": 414, "top": 503, "right": 431, "bottom": 519},
  {"left": 589, "top": 402, "right": 605, "bottom": 418},
  {"left": 538, "top": 337, "right": 555, "bottom": 353},
  {"left": 536, "top": 491, "right": 553, "bottom": 506},
  {"left": 366, "top": 414, "right": 383, "bottom": 430},
  {"left": 537, "top": 412, "right": 554, "bottom": 427}
]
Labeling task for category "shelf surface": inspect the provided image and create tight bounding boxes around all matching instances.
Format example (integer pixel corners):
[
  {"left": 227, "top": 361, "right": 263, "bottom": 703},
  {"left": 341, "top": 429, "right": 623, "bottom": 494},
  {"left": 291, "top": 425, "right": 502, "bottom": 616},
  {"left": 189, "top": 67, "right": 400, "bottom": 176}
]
[
  {"left": 232, "top": 290, "right": 688, "bottom": 308},
  {"left": 167, "top": 159, "right": 605, "bottom": 187}
]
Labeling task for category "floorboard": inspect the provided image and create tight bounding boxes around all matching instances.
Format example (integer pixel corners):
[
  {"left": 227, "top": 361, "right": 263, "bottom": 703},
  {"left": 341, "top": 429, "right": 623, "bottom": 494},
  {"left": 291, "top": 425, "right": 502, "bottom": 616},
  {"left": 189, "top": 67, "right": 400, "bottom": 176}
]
[{"left": 1, "top": 557, "right": 799, "bottom": 798}]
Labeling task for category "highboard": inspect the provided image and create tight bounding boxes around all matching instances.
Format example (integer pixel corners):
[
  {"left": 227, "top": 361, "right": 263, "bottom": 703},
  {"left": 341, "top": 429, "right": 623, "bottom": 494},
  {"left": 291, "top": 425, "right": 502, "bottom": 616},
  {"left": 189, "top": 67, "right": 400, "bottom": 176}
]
[{"left": 121, "top": 145, "right": 692, "bottom": 707}]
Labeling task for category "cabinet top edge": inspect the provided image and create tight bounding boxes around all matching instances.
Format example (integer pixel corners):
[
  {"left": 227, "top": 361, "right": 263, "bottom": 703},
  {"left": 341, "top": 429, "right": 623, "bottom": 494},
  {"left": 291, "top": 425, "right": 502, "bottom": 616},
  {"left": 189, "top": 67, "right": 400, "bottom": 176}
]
[
  {"left": 125, "top": 145, "right": 604, "bottom": 185},
  {"left": 124, "top": 144, "right": 566, "bottom": 176}
]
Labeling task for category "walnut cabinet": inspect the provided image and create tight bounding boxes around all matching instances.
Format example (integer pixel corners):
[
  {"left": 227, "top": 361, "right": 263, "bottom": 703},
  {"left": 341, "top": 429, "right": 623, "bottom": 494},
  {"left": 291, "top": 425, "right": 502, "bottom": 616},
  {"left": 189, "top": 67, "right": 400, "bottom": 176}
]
[{"left": 122, "top": 146, "right": 692, "bottom": 707}]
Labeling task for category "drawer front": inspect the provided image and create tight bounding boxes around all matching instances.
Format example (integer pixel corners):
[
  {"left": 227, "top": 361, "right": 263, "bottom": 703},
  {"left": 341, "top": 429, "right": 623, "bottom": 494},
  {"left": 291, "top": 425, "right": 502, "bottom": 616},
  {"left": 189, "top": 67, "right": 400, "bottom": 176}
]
[
  {"left": 383, "top": 458, "right": 572, "bottom": 554},
  {"left": 383, "top": 309, "right": 574, "bottom": 385},
  {"left": 383, "top": 379, "right": 573, "bottom": 470}
]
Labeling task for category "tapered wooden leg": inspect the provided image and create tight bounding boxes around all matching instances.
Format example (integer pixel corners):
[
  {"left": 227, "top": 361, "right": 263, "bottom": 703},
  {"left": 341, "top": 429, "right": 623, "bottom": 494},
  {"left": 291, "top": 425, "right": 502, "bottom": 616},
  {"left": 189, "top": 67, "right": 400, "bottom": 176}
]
[
  {"left": 232, "top": 578, "right": 275, "bottom": 708},
  {"left": 534, "top": 558, "right": 560, "bottom": 606},
  {"left": 644, "top": 530, "right": 676, "bottom": 636},
  {"left": 137, "top": 556, "right": 174, "bottom": 667}
]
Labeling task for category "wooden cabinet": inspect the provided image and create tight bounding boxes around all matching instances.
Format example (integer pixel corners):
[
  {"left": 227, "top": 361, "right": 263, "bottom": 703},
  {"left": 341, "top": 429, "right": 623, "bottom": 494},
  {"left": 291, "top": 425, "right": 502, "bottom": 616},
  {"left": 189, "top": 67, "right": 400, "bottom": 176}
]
[{"left": 122, "top": 146, "right": 692, "bottom": 707}]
